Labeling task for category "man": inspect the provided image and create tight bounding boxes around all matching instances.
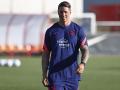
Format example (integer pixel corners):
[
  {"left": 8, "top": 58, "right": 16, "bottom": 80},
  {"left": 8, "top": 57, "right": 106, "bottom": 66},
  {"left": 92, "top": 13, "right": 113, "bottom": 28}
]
[{"left": 42, "top": 1, "right": 89, "bottom": 90}]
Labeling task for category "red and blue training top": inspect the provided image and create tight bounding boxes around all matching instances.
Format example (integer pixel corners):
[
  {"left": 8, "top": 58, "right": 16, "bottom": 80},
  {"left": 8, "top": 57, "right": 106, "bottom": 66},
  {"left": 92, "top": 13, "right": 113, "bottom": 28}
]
[{"left": 43, "top": 22, "right": 87, "bottom": 84}]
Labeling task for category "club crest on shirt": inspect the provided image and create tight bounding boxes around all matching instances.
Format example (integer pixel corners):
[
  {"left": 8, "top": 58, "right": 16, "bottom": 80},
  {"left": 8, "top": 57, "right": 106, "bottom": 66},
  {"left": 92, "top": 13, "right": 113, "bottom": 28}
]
[{"left": 68, "top": 30, "right": 76, "bottom": 36}]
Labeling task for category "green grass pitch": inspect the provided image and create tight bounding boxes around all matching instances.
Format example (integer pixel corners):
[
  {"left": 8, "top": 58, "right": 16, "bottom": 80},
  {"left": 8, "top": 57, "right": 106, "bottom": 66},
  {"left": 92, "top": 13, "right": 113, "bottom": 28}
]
[{"left": 0, "top": 55, "right": 120, "bottom": 90}]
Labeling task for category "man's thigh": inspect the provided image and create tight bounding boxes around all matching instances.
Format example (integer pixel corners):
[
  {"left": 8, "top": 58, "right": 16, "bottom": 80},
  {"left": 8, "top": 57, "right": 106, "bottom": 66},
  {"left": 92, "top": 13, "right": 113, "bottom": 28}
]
[
  {"left": 48, "top": 80, "right": 79, "bottom": 90},
  {"left": 48, "top": 85, "right": 64, "bottom": 90},
  {"left": 65, "top": 80, "right": 79, "bottom": 90}
]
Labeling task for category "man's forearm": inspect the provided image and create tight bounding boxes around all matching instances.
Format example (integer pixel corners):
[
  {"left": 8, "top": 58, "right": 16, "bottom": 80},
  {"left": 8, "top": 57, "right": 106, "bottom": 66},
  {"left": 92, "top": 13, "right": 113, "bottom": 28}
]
[
  {"left": 80, "top": 45, "right": 89, "bottom": 64},
  {"left": 42, "top": 51, "right": 50, "bottom": 78}
]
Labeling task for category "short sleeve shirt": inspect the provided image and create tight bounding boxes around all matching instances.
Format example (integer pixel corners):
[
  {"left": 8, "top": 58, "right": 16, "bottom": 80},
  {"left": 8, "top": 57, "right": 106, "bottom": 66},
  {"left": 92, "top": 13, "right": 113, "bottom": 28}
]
[{"left": 43, "top": 22, "right": 87, "bottom": 83}]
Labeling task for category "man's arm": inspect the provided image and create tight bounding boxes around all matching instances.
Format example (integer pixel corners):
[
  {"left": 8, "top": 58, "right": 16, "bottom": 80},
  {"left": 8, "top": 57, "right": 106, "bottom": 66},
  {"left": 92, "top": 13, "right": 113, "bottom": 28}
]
[
  {"left": 76, "top": 45, "right": 89, "bottom": 74},
  {"left": 80, "top": 45, "right": 89, "bottom": 64},
  {"left": 42, "top": 51, "right": 50, "bottom": 87}
]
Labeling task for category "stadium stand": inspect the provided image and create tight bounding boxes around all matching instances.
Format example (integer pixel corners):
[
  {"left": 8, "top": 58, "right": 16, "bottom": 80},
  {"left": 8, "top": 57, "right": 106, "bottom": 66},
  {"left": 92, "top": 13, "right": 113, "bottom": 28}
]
[
  {"left": 89, "top": 4, "right": 120, "bottom": 32},
  {"left": 0, "top": 14, "right": 51, "bottom": 55}
]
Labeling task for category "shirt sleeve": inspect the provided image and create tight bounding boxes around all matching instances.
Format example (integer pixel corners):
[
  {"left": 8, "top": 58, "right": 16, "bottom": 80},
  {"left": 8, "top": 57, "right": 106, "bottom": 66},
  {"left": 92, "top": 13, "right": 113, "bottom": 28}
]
[
  {"left": 43, "top": 30, "right": 51, "bottom": 52},
  {"left": 78, "top": 27, "right": 88, "bottom": 47}
]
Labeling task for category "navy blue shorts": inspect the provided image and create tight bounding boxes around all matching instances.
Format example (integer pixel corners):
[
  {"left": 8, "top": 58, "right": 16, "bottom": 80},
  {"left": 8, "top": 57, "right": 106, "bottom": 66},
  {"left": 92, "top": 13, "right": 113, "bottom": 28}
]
[{"left": 48, "top": 80, "right": 79, "bottom": 90}]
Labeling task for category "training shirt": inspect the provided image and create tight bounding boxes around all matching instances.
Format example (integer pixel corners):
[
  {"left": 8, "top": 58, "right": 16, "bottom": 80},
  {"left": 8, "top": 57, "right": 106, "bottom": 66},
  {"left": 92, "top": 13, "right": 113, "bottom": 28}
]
[{"left": 43, "top": 22, "right": 87, "bottom": 84}]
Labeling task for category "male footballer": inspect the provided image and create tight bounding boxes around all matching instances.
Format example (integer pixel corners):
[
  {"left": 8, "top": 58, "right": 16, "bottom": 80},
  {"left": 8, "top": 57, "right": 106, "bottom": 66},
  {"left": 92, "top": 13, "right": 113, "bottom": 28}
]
[{"left": 42, "top": 1, "right": 89, "bottom": 90}]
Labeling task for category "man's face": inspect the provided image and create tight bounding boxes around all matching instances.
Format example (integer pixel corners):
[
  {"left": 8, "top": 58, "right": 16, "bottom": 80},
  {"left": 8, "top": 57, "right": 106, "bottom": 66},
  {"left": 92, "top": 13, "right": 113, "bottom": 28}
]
[{"left": 58, "top": 7, "right": 71, "bottom": 23}]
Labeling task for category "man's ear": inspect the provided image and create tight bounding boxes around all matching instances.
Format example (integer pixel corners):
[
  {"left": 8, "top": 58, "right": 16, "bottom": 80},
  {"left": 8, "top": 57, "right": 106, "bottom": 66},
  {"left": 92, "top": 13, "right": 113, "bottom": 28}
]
[{"left": 70, "top": 9, "right": 71, "bottom": 14}]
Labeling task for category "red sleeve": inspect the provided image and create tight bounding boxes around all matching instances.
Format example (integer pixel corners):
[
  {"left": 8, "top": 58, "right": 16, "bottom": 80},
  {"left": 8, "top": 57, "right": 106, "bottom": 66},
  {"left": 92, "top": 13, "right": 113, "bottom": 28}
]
[{"left": 78, "top": 27, "right": 88, "bottom": 48}]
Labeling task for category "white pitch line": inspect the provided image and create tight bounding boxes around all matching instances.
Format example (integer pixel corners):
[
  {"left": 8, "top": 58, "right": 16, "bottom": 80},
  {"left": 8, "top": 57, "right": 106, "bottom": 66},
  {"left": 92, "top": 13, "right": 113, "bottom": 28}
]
[{"left": 88, "top": 34, "right": 108, "bottom": 46}]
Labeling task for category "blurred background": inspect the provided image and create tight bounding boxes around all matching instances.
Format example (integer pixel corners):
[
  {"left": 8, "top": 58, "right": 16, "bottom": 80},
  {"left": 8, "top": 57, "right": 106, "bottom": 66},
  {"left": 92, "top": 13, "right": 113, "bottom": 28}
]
[
  {"left": 0, "top": 0, "right": 120, "bottom": 55},
  {"left": 0, "top": 0, "right": 120, "bottom": 90}
]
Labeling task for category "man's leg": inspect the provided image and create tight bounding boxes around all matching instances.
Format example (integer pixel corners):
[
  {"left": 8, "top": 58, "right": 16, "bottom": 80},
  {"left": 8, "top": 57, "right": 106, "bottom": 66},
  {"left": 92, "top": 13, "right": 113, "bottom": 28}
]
[
  {"left": 48, "top": 84, "right": 64, "bottom": 90},
  {"left": 64, "top": 80, "right": 79, "bottom": 90}
]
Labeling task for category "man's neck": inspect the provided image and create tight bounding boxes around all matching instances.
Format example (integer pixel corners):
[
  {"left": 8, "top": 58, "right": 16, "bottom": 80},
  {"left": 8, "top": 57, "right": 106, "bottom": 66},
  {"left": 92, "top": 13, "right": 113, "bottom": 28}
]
[{"left": 58, "top": 20, "right": 71, "bottom": 27}]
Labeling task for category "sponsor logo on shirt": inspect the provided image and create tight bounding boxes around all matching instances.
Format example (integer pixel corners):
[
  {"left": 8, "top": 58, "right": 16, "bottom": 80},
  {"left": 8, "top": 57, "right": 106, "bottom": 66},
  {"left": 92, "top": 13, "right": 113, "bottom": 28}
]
[{"left": 57, "top": 38, "right": 70, "bottom": 48}]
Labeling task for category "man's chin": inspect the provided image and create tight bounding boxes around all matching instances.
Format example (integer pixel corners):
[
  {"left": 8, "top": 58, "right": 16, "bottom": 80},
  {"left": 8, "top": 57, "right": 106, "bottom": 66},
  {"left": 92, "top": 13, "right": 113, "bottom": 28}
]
[{"left": 63, "top": 19, "right": 67, "bottom": 22}]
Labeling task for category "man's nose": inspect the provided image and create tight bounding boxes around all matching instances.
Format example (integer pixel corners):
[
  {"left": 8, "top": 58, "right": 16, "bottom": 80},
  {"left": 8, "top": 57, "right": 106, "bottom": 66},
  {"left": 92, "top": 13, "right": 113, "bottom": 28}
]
[{"left": 62, "top": 12, "right": 66, "bottom": 16}]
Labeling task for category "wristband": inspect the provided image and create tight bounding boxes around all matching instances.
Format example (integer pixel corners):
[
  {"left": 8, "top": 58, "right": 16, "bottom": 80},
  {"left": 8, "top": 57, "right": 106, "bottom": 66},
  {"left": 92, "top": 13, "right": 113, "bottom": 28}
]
[{"left": 81, "top": 61, "right": 86, "bottom": 66}]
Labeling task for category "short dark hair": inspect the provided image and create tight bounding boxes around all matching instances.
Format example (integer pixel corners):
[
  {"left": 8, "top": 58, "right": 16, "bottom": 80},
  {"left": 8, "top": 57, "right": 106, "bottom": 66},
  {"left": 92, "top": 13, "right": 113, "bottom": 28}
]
[{"left": 58, "top": 1, "right": 71, "bottom": 9}]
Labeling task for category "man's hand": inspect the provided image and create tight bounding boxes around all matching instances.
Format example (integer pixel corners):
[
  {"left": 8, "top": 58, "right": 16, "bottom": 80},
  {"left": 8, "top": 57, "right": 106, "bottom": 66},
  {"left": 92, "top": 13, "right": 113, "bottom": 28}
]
[
  {"left": 42, "top": 77, "right": 49, "bottom": 87},
  {"left": 76, "top": 63, "right": 85, "bottom": 74}
]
